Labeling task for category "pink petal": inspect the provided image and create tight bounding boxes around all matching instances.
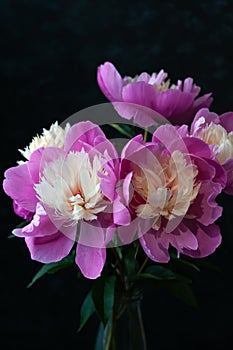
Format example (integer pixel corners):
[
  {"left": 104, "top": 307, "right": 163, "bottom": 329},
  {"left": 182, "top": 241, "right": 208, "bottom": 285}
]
[
  {"left": 152, "top": 124, "right": 189, "bottom": 154},
  {"left": 117, "top": 221, "right": 138, "bottom": 245},
  {"left": 25, "top": 232, "right": 74, "bottom": 263},
  {"left": 75, "top": 244, "right": 106, "bottom": 279},
  {"left": 113, "top": 196, "right": 131, "bottom": 226},
  {"left": 13, "top": 200, "right": 33, "bottom": 220},
  {"left": 223, "top": 159, "right": 233, "bottom": 195},
  {"left": 122, "top": 171, "right": 133, "bottom": 205},
  {"left": 204, "top": 158, "right": 227, "bottom": 188},
  {"left": 122, "top": 81, "right": 157, "bottom": 109},
  {"left": 182, "top": 78, "right": 199, "bottom": 95},
  {"left": 3, "top": 163, "right": 38, "bottom": 212},
  {"left": 167, "top": 223, "right": 198, "bottom": 253},
  {"left": 137, "top": 72, "right": 151, "bottom": 83},
  {"left": 77, "top": 220, "right": 106, "bottom": 248},
  {"left": 139, "top": 230, "right": 170, "bottom": 263},
  {"left": 190, "top": 108, "right": 220, "bottom": 135},
  {"left": 188, "top": 181, "right": 223, "bottom": 226},
  {"left": 113, "top": 101, "right": 165, "bottom": 128},
  {"left": 13, "top": 203, "right": 59, "bottom": 237},
  {"left": 191, "top": 93, "right": 213, "bottom": 114},
  {"left": 152, "top": 89, "right": 194, "bottom": 121},
  {"left": 181, "top": 137, "right": 212, "bottom": 158},
  {"left": 97, "top": 61, "right": 123, "bottom": 101},
  {"left": 64, "top": 121, "right": 106, "bottom": 153},
  {"left": 219, "top": 111, "right": 233, "bottom": 133},
  {"left": 182, "top": 221, "right": 222, "bottom": 258},
  {"left": 99, "top": 164, "right": 118, "bottom": 202}
]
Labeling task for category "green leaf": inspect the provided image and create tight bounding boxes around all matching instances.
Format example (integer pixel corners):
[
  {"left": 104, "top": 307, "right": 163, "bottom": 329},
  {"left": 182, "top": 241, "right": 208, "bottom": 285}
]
[
  {"left": 94, "top": 317, "right": 114, "bottom": 350},
  {"left": 27, "top": 252, "right": 75, "bottom": 288},
  {"left": 193, "top": 258, "right": 221, "bottom": 273},
  {"left": 110, "top": 124, "right": 133, "bottom": 139},
  {"left": 170, "top": 253, "right": 200, "bottom": 272},
  {"left": 167, "top": 282, "right": 198, "bottom": 308},
  {"left": 16, "top": 221, "right": 29, "bottom": 229},
  {"left": 78, "top": 291, "right": 95, "bottom": 332},
  {"left": 114, "top": 247, "right": 123, "bottom": 261},
  {"left": 144, "top": 265, "right": 176, "bottom": 279},
  {"left": 92, "top": 274, "right": 116, "bottom": 325},
  {"left": 130, "top": 265, "right": 177, "bottom": 285},
  {"left": 103, "top": 316, "right": 113, "bottom": 350},
  {"left": 8, "top": 221, "right": 29, "bottom": 238},
  {"left": 124, "top": 246, "right": 138, "bottom": 277},
  {"left": 95, "top": 323, "right": 104, "bottom": 350}
]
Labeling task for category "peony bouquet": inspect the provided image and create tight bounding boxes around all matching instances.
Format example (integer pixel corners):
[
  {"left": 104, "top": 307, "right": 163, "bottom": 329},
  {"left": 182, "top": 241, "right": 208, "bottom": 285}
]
[{"left": 3, "top": 61, "right": 233, "bottom": 350}]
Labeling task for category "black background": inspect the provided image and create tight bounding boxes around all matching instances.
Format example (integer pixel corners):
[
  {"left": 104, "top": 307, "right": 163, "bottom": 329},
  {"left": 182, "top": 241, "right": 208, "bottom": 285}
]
[{"left": 1, "top": 1, "right": 233, "bottom": 349}]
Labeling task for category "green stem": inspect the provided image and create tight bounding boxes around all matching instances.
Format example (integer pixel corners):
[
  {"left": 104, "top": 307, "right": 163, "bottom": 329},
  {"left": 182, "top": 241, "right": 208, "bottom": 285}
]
[
  {"left": 143, "top": 129, "right": 148, "bottom": 142},
  {"left": 126, "top": 290, "right": 147, "bottom": 350},
  {"left": 137, "top": 301, "right": 147, "bottom": 350},
  {"left": 138, "top": 257, "right": 149, "bottom": 274},
  {"left": 110, "top": 123, "right": 133, "bottom": 139}
]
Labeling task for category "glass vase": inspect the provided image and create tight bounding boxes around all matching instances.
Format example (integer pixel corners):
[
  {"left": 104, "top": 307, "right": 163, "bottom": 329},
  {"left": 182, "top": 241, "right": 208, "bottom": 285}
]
[{"left": 95, "top": 287, "right": 147, "bottom": 350}]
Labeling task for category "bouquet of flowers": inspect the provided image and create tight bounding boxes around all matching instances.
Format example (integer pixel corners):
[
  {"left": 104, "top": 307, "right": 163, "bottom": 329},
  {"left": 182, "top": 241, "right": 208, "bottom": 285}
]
[{"left": 3, "top": 61, "right": 233, "bottom": 350}]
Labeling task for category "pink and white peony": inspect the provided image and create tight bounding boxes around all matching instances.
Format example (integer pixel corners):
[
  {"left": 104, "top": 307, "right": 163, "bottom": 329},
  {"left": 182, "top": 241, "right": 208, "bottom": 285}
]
[
  {"left": 3, "top": 121, "right": 118, "bottom": 279},
  {"left": 190, "top": 108, "right": 233, "bottom": 195},
  {"left": 97, "top": 61, "right": 213, "bottom": 126},
  {"left": 117, "top": 124, "right": 226, "bottom": 261}
]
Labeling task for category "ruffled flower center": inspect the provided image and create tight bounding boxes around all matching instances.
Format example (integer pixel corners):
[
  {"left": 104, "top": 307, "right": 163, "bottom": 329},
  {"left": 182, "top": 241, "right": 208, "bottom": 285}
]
[
  {"left": 18, "top": 122, "right": 70, "bottom": 162},
  {"left": 132, "top": 150, "right": 200, "bottom": 230},
  {"left": 124, "top": 69, "right": 175, "bottom": 92},
  {"left": 35, "top": 150, "right": 106, "bottom": 224},
  {"left": 195, "top": 123, "right": 233, "bottom": 164}
]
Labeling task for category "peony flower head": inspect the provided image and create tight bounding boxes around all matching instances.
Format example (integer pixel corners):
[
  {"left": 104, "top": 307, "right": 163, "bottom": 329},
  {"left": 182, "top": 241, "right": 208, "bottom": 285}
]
[
  {"left": 3, "top": 121, "right": 118, "bottom": 279},
  {"left": 97, "top": 61, "right": 213, "bottom": 126},
  {"left": 35, "top": 149, "right": 107, "bottom": 224},
  {"left": 18, "top": 121, "right": 70, "bottom": 162},
  {"left": 117, "top": 124, "right": 226, "bottom": 262},
  {"left": 190, "top": 108, "right": 233, "bottom": 195}
]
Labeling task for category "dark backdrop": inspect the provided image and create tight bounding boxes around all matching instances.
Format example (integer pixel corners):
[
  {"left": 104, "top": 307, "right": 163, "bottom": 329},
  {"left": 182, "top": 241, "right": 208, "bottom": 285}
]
[{"left": 1, "top": 1, "right": 233, "bottom": 349}]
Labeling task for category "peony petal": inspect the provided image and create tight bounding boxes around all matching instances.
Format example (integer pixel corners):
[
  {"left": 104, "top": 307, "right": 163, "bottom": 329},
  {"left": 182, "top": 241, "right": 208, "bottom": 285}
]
[
  {"left": 204, "top": 158, "right": 227, "bottom": 188},
  {"left": 117, "top": 221, "right": 138, "bottom": 245},
  {"left": 97, "top": 61, "right": 123, "bottom": 101},
  {"left": 122, "top": 82, "right": 157, "bottom": 109},
  {"left": 64, "top": 121, "right": 106, "bottom": 153},
  {"left": 77, "top": 220, "right": 106, "bottom": 248},
  {"left": 13, "top": 203, "right": 59, "bottom": 238},
  {"left": 152, "top": 89, "right": 194, "bottom": 122},
  {"left": 113, "top": 101, "right": 166, "bottom": 128},
  {"left": 167, "top": 223, "right": 198, "bottom": 253},
  {"left": 13, "top": 200, "right": 33, "bottom": 220},
  {"left": 122, "top": 171, "right": 133, "bottom": 205},
  {"left": 139, "top": 229, "right": 170, "bottom": 263},
  {"left": 3, "top": 163, "right": 38, "bottom": 212},
  {"left": 152, "top": 124, "right": 188, "bottom": 154},
  {"left": 182, "top": 220, "right": 222, "bottom": 258},
  {"left": 190, "top": 108, "right": 220, "bottom": 135},
  {"left": 191, "top": 93, "right": 213, "bottom": 115},
  {"left": 25, "top": 232, "right": 74, "bottom": 263},
  {"left": 75, "top": 243, "right": 106, "bottom": 279},
  {"left": 223, "top": 159, "right": 233, "bottom": 195},
  {"left": 188, "top": 181, "right": 223, "bottom": 225},
  {"left": 182, "top": 137, "right": 212, "bottom": 158},
  {"left": 113, "top": 196, "right": 131, "bottom": 226},
  {"left": 219, "top": 111, "right": 233, "bottom": 133}
]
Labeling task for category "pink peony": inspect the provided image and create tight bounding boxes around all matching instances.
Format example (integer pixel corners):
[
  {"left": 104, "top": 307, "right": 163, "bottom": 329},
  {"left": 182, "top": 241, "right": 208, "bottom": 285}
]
[
  {"left": 190, "top": 108, "right": 233, "bottom": 195},
  {"left": 117, "top": 124, "right": 226, "bottom": 262},
  {"left": 97, "top": 61, "right": 213, "bottom": 126},
  {"left": 3, "top": 121, "right": 118, "bottom": 279}
]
